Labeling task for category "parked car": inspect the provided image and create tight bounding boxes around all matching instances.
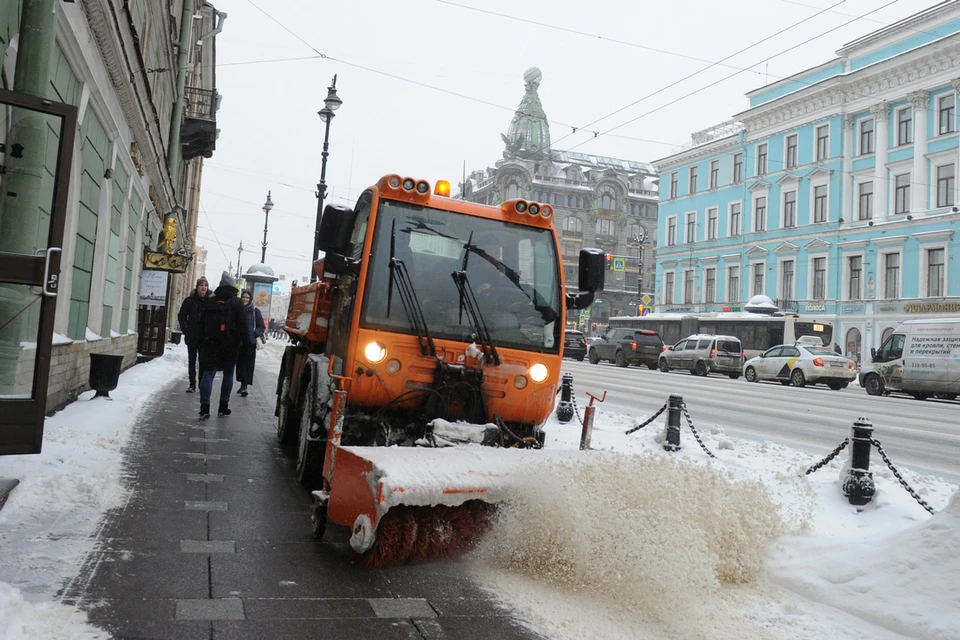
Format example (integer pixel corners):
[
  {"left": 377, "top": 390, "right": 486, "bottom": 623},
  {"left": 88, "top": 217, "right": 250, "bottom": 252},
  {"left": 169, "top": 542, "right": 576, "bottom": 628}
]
[
  {"left": 743, "top": 343, "right": 857, "bottom": 389},
  {"left": 588, "top": 327, "right": 665, "bottom": 369},
  {"left": 860, "top": 318, "right": 960, "bottom": 400},
  {"left": 563, "top": 329, "right": 587, "bottom": 361},
  {"left": 658, "top": 334, "right": 744, "bottom": 378},
  {"left": 584, "top": 336, "right": 604, "bottom": 356}
]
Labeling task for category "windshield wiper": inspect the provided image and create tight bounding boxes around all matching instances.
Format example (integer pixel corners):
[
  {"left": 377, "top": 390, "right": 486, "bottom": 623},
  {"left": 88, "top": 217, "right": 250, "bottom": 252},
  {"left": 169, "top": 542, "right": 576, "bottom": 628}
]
[
  {"left": 387, "top": 219, "right": 436, "bottom": 357},
  {"left": 452, "top": 241, "right": 500, "bottom": 365}
]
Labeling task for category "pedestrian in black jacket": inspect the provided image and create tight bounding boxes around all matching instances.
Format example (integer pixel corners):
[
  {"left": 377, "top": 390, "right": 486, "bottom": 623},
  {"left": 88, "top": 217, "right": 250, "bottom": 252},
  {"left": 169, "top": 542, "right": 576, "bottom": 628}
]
[
  {"left": 177, "top": 276, "right": 213, "bottom": 392},
  {"left": 236, "top": 289, "right": 266, "bottom": 397},
  {"left": 196, "top": 271, "right": 251, "bottom": 419}
]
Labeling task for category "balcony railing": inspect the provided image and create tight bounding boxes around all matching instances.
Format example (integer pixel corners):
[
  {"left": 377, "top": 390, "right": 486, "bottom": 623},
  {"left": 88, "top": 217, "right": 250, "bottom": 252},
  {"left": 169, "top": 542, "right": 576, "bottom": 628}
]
[
  {"left": 184, "top": 86, "right": 216, "bottom": 121},
  {"left": 561, "top": 229, "right": 583, "bottom": 239}
]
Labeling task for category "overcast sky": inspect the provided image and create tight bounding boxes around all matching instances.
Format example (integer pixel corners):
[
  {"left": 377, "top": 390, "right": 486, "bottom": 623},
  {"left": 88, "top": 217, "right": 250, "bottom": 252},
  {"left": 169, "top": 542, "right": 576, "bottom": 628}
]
[{"left": 197, "top": 0, "right": 940, "bottom": 285}]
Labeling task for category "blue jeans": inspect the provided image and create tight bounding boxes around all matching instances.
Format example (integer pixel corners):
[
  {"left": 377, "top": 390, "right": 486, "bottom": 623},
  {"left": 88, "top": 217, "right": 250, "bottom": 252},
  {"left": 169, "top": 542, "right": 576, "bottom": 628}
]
[{"left": 199, "top": 364, "right": 235, "bottom": 406}]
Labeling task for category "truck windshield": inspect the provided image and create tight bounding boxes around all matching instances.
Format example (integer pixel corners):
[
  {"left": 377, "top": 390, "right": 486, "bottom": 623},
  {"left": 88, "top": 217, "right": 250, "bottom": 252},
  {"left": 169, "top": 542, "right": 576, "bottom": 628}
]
[{"left": 360, "top": 199, "right": 561, "bottom": 352}]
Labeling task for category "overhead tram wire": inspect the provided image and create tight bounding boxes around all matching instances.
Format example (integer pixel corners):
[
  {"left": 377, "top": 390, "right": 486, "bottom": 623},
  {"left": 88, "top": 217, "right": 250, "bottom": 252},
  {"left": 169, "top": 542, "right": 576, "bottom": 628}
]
[
  {"left": 550, "top": 0, "right": 853, "bottom": 149},
  {"left": 566, "top": 0, "right": 900, "bottom": 152},
  {"left": 199, "top": 199, "right": 231, "bottom": 264},
  {"left": 243, "top": 0, "right": 680, "bottom": 149}
]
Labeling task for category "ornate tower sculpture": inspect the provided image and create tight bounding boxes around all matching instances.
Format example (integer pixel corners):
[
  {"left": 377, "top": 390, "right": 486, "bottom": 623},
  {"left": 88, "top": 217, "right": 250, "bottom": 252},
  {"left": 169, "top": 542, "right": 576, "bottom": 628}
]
[{"left": 501, "top": 67, "right": 552, "bottom": 161}]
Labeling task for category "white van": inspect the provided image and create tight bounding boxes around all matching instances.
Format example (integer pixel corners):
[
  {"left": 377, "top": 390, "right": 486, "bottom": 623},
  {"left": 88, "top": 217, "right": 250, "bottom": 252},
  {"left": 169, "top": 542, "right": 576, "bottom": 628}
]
[{"left": 859, "top": 318, "right": 960, "bottom": 400}]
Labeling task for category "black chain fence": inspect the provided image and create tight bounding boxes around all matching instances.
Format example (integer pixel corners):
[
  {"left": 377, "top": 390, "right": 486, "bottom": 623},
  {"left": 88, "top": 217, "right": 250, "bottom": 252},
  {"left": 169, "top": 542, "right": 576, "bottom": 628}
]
[
  {"left": 805, "top": 439, "right": 849, "bottom": 475},
  {"left": 871, "top": 437, "right": 937, "bottom": 516},
  {"left": 624, "top": 401, "right": 667, "bottom": 435},
  {"left": 679, "top": 402, "right": 716, "bottom": 459}
]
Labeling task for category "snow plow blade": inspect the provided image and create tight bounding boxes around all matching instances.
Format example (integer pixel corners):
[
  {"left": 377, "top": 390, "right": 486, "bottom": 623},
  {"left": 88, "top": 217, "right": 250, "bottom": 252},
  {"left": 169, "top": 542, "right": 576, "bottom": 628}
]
[{"left": 324, "top": 445, "right": 583, "bottom": 567}]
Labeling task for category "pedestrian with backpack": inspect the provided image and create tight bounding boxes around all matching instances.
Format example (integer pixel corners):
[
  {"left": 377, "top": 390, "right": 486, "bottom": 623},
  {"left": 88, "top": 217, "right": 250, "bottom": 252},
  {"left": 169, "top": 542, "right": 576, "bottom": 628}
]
[
  {"left": 236, "top": 289, "right": 265, "bottom": 397},
  {"left": 177, "top": 276, "right": 213, "bottom": 393},
  {"left": 196, "top": 271, "right": 251, "bottom": 419}
]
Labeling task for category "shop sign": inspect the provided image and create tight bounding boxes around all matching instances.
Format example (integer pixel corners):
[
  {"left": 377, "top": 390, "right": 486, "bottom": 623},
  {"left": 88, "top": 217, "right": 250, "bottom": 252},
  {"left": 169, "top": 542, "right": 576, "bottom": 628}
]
[
  {"left": 877, "top": 305, "right": 897, "bottom": 313},
  {"left": 804, "top": 303, "right": 826, "bottom": 312},
  {"left": 841, "top": 304, "right": 865, "bottom": 315},
  {"left": 903, "top": 302, "right": 960, "bottom": 313}
]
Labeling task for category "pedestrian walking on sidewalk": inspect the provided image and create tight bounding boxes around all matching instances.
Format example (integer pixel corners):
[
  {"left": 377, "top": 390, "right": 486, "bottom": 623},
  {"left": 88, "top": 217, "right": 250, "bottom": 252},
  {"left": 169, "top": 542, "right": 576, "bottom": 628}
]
[
  {"left": 236, "top": 289, "right": 265, "bottom": 397},
  {"left": 196, "top": 271, "right": 250, "bottom": 419},
  {"left": 177, "top": 276, "right": 213, "bottom": 393}
]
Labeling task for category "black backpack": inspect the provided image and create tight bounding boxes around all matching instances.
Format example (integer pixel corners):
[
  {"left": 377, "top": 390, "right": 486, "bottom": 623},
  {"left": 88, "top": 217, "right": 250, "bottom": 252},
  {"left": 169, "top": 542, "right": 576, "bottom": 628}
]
[{"left": 202, "top": 297, "right": 235, "bottom": 343}]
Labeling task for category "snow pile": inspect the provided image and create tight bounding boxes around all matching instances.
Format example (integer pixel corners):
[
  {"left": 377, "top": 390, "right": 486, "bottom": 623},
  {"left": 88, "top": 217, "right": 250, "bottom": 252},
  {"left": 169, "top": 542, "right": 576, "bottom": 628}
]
[
  {"left": 769, "top": 490, "right": 960, "bottom": 640},
  {"left": 0, "top": 583, "right": 106, "bottom": 640},
  {"left": 474, "top": 453, "right": 784, "bottom": 639}
]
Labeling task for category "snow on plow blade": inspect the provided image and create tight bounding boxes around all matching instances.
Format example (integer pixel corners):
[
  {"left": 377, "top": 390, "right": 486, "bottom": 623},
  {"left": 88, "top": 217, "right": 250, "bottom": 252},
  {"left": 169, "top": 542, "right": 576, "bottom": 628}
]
[{"left": 326, "top": 445, "right": 584, "bottom": 567}]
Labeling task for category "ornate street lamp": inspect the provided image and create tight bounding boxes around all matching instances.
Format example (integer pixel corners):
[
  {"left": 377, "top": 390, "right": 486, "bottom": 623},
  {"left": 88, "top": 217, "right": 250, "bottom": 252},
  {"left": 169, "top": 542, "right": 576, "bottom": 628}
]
[
  {"left": 311, "top": 75, "right": 343, "bottom": 282},
  {"left": 260, "top": 190, "right": 273, "bottom": 263}
]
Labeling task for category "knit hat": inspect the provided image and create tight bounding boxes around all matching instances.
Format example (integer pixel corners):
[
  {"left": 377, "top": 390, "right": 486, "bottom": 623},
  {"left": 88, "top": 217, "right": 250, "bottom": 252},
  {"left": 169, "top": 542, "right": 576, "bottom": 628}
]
[
  {"left": 219, "top": 270, "right": 236, "bottom": 289},
  {"left": 196, "top": 276, "right": 209, "bottom": 287}
]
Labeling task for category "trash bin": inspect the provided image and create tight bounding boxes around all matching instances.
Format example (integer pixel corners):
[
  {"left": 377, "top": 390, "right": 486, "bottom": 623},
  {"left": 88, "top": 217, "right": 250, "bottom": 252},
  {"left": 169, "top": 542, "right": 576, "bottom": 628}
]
[
  {"left": 170, "top": 330, "right": 182, "bottom": 345},
  {"left": 89, "top": 353, "right": 124, "bottom": 399}
]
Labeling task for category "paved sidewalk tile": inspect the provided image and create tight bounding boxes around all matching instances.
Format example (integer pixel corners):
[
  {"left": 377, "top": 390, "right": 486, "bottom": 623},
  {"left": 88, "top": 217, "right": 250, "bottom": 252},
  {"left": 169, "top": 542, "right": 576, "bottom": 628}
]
[{"left": 176, "top": 598, "right": 245, "bottom": 620}]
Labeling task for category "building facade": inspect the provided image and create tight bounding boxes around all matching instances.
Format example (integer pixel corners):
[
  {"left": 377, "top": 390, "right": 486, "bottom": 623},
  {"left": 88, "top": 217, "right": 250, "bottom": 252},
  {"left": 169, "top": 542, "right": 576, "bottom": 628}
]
[
  {"left": 0, "top": 0, "right": 221, "bottom": 410},
  {"left": 462, "top": 67, "right": 659, "bottom": 329},
  {"left": 654, "top": 1, "right": 960, "bottom": 360}
]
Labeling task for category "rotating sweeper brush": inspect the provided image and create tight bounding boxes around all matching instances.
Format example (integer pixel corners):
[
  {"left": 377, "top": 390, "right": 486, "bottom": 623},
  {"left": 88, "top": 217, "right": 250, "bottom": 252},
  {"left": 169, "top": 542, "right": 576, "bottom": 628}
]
[{"left": 313, "top": 445, "right": 588, "bottom": 567}]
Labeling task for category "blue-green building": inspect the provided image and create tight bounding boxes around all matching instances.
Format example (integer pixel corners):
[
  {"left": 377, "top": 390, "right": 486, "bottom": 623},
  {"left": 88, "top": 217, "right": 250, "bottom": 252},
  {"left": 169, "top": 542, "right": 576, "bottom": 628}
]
[{"left": 654, "top": 1, "right": 960, "bottom": 359}]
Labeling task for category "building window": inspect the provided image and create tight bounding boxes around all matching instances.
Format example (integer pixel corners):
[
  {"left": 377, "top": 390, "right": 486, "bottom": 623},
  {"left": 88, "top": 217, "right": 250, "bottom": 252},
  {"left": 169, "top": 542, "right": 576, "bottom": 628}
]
[
  {"left": 709, "top": 160, "right": 719, "bottom": 189},
  {"left": 684, "top": 270, "right": 694, "bottom": 304},
  {"left": 781, "top": 260, "right": 794, "bottom": 298},
  {"left": 858, "top": 181, "right": 873, "bottom": 220},
  {"left": 756, "top": 143, "right": 768, "bottom": 176},
  {"left": 754, "top": 196, "right": 766, "bottom": 232},
  {"left": 664, "top": 272, "right": 675, "bottom": 303},
  {"left": 705, "top": 268, "right": 716, "bottom": 304},
  {"left": 689, "top": 166, "right": 698, "bottom": 194},
  {"left": 707, "top": 208, "right": 718, "bottom": 240},
  {"left": 897, "top": 107, "right": 913, "bottom": 145},
  {"left": 928, "top": 248, "right": 945, "bottom": 297},
  {"left": 813, "top": 184, "right": 828, "bottom": 223},
  {"left": 937, "top": 164, "right": 955, "bottom": 208},
  {"left": 884, "top": 253, "right": 900, "bottom": 299},
  {"left": 728, "top": 266, "right": 740, "bottom": 303},
  {"left": 894, "top": 174, "right": 910, "bottom": 214},
  {"left": 599, "top": 185, "right": 617, "bottom": 212},
  {"left": 686, "top": 212, "right": 696, "bottom": 243},
  {"left": 506, "top": 182, "right": 521, "bottom": 200},
  {"left": 783, "top": 190, "right": 797, "bottom": 228},
  {"left": 730, "top": 202, "right": 741, "bottom": 237},
  {"left": 816, "top": 125, "right": 829, "bottom": 161},
  {"left": 752, "top": 263, "right": 764, "bottom": 296},
  {"left": 813, "top": 257, "right": 826, "bottom": 300},
  {"left": 733, "top": 153, "right": 743, "bottom": 183},
  {"left": 667, "top": 217, "right": 676, "bottom": 246},
  {"left": 860, "top": 118, "right": 874, "bottom": 155},
  {"left": 848, "top": 255, "right": 862, "bottom": 300},
  {"left": 785, "top": 134, "right": 798, "bottom": 169},
  {"left": 596, "top": 218, "right": 616, "bottom": 236},
  {"left": 939, "top": 94, "right": 955, "bottom": 135},
  {"left": 670, "top": 172, "right": 678, "bottom": 199},
  {"left": 562, "top": 241, "right": 580, "bottom": 258}
]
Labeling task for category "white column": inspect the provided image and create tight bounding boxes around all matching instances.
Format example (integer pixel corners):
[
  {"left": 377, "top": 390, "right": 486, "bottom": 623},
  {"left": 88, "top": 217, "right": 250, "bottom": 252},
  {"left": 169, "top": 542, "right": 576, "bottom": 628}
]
[
  {"left": 871, "top": 102, "right": 889, "bottom": 222},
  {"left": 842, "top": 114, "right": 854, "bottom": 223},
  {"left": 909, "top": 90, "right": 929, "bottom": 214}
]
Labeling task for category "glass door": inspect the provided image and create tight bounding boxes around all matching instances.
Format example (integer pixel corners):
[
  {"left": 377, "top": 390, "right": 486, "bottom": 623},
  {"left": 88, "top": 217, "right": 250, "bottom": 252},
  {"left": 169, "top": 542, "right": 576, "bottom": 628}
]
[{"left": 0, "top": 88, "right": 78, "bottom": 454}]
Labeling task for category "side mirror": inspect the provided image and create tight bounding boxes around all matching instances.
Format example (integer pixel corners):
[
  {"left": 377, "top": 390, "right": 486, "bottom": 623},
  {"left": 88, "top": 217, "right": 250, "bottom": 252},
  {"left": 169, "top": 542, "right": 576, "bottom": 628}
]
[
  {"left": 578, "top": 248, "right": 605, "bottom": 292},
  {"left": 566, "top": 248, "right": 605, "bottom": 310},
  {"left": 322, "top": 252, "right": 360, "bottom": 277},
  {"left": 317, "top": 204, "right": 356, "bottom": 255},
  {"left": 870, "top": 347, "right": 877, "bottom": 360}
]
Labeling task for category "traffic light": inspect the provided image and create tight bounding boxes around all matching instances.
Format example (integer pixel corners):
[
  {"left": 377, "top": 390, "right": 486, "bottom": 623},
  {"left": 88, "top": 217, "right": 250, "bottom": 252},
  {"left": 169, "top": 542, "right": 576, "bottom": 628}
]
[{"left": 605, "top": 253, "right": 612, "bottom": 270}]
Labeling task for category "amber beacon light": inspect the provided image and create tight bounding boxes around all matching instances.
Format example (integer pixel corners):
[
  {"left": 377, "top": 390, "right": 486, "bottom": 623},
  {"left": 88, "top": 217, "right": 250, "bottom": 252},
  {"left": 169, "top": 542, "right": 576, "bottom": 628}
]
[{"left": 434, "top": 180, "right": 451, "bottom": 197}]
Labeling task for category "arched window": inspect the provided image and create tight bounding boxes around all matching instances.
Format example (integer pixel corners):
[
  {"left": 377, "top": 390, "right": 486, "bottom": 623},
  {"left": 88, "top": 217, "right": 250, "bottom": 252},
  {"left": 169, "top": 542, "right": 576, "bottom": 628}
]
[
  {"left": 564, "top": 217, "right": 583, "bottom": 233},
  {"left": 599, "top": 185, "right": 617, "bottom": 211},
  {"left": 506, "top": 181, "right": 521, "bottom": 200}
]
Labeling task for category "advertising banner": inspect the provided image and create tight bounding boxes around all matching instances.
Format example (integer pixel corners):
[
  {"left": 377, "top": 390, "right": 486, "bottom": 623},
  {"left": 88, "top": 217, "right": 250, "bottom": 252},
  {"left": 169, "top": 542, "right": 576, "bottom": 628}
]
[
  {"left": 138, "top": 270, "right": 168, "bottom": 307},
  {"left": 253, "top": 281, "right": 272, "bottom": 327}
]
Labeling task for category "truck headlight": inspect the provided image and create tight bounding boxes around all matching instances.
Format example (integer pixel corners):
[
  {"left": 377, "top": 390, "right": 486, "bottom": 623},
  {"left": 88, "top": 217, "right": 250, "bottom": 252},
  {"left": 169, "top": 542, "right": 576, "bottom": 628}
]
[
  {"left": 529, "top": 363, "right": 548, "bottom": 383},
  {"left": 364, "top": 341, "right": 387, "bottom": 363}
]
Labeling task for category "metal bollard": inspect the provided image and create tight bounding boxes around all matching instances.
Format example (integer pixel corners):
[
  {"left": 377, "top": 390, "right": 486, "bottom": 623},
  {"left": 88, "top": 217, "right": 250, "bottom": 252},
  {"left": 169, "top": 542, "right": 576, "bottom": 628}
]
[
  {"left": 556, "top": 373, "right": 575, "bottom": 423},
  {"left": 580, "top": 391, "right": 606, "bottom": 450},
  {"left": 663, "top": 394, "right": 682, "bottom": 452},
  {"left": 841, "top": 417, "right": 876, "bottom": 506}
]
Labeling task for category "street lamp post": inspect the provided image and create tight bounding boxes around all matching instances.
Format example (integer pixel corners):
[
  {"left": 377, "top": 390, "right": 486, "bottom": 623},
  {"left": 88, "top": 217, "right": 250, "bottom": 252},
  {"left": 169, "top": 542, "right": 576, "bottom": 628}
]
[
  {"left": 235, "top": 241, "right": 243, "bottom": 281},
  {"left": 311, "top": 74, "right": 343, "bottom": 282},
  {"left": 260, "top": 190, "right": 273, "bottom": 263}
]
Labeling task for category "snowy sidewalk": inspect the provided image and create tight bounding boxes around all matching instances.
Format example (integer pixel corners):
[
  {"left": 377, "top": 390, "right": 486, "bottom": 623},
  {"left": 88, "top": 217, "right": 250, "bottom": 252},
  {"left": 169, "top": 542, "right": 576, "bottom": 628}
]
[{"left": 40, "top": 354, "right": 542, "bottom": 639}]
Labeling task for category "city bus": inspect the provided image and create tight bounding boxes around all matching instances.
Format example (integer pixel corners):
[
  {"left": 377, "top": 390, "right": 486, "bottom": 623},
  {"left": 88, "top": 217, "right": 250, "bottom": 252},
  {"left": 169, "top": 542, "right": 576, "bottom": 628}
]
[{"left": 608, "top": 312, "right": 834, "bottom": 358}]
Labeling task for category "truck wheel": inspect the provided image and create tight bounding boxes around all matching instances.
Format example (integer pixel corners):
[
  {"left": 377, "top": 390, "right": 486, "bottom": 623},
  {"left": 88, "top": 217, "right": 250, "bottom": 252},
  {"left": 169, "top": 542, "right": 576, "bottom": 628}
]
[
  {"left": 296, "top": 372, "right": 323, "bottom": 488},
  {"left": 744, "top": 366, "right": 758, "bottom": 382},
  {"left": 659, "top": 359, "right": 670, "bottom": 373},
  {"left": 790, "top": 369, "right": 806, "bottom": 387},
  {"left": 695, "top": 361, "right": 708, "bottom": 377},
  {"left": 615, "top": 351, "right": 628, "bottom": 368},
  {"left": 311, "top": 500, "right": 327, "bottom": 540},
  {"left": 864, "top": 374, "right": 884, "bottom": 396},
  {"left": 589, "top": 350, "right": 601, "bottom": 365}
]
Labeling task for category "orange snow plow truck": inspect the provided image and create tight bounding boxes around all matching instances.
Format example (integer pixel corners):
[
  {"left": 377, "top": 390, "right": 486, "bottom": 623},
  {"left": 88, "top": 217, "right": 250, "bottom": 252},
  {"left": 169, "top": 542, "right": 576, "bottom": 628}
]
[{"left": 276, "top": 174, "right": 603, "bottom": 566}]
